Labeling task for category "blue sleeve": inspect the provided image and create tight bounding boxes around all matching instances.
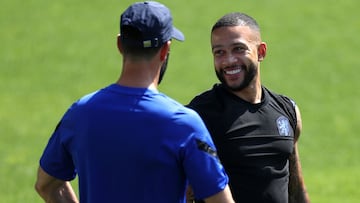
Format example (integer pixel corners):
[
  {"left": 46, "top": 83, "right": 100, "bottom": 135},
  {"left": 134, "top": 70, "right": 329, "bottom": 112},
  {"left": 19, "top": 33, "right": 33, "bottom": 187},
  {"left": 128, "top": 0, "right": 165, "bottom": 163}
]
[
  {"left": 39, "top": 112, "right": 77, "bottom": 181},
  {"left": 181, "top": 111, "right": 229, "bottom": 199}
]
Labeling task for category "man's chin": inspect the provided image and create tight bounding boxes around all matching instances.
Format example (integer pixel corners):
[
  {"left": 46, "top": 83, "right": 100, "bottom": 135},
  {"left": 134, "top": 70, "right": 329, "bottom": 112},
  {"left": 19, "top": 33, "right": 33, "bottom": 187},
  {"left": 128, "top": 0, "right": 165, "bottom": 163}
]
[{"left": 223, "top": 81, "right": 248, "bottom": 92}]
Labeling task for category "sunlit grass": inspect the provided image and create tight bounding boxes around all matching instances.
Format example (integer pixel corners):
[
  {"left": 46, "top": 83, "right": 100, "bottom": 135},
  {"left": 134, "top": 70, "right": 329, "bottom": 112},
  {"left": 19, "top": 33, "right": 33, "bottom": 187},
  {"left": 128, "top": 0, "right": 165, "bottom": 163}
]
[{"left": 1, "top": 0, "right": 359, "bottom": 202}]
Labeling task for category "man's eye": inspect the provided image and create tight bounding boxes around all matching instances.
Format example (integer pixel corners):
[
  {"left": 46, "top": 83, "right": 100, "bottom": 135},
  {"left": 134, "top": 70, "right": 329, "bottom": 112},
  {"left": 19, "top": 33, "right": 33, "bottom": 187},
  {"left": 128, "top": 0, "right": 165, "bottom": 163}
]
[
  {"left": 235, "top": 47, "right": 246, "bottom": 52},
  {"left": 213, "top": 50, "right": 224, "bottom": 56}
]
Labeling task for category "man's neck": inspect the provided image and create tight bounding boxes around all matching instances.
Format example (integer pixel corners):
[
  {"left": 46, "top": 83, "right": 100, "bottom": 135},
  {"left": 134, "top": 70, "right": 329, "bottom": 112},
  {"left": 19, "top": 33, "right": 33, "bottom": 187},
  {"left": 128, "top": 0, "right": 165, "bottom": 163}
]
[
  {"left": 116, "top": 59, "right": 160, "bottom": 89},
  {"left": 232, "top": 81, "right": 262, "bottom": 104}
]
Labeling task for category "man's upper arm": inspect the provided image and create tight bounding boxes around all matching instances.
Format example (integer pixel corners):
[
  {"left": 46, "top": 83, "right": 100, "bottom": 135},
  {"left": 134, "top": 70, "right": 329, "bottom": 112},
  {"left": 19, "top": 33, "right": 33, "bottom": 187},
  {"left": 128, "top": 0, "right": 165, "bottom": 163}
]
[
  {"left": 203, "top": 185, "right": 234, "bottom": 203},
  {"left": 35, "top": 166, "right": 65, "bottom": 195},
  {"left": 35, "top": 166, "right": 79, "bottom": 203},
  {"left": 294, "top": 105, "right": 302, "bottom": 142}
]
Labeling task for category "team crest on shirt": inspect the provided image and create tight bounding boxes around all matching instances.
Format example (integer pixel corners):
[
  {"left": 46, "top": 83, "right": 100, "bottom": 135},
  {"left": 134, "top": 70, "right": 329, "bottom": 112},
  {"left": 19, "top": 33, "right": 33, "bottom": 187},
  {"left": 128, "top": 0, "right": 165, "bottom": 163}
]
[{"left": 276, "top": 116, "right": 291, "bottom": 136}]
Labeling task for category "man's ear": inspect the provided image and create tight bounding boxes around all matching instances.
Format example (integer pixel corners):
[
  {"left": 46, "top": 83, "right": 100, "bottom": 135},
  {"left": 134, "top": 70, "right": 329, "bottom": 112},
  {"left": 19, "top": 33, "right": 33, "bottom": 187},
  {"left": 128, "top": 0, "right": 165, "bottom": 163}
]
[
  {"left": 117, "top": 34, "right": 123, "bottom": 54},
  {"left": 258, "top": 42, "right": 267, "bottom": 61},
  {"left": 160, "top": 41, "right": 171, "bottom": 61}
]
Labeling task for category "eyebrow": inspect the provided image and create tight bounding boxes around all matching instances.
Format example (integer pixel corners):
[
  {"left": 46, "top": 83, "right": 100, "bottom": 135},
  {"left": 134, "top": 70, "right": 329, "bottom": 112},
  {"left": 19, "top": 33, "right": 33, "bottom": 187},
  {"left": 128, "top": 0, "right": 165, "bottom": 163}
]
[
  {"left": 212, "top": 42, "right": 247, "bottom": 51},
  {"left": 211, "top": 45, "right": 222, "bottom": 51}
]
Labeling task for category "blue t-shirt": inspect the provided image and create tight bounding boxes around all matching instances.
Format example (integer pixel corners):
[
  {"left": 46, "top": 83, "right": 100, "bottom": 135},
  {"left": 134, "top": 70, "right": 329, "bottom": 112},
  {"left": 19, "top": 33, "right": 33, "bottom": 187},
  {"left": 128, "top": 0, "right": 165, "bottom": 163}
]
[{"left": 40, "top": 84, "right": 228, "bottom": 203}]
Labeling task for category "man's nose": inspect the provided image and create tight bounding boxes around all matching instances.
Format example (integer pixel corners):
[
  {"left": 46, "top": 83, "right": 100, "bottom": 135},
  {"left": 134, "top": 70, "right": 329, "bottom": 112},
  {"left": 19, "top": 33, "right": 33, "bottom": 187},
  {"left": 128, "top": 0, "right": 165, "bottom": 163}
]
[{"left": 222, "top": 54, "right": 238, "bottom": 66}]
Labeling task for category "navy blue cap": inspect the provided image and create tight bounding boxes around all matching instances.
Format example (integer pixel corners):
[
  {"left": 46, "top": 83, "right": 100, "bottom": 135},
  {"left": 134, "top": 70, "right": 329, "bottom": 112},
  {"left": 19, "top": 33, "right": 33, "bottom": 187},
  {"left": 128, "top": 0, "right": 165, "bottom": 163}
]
[{"left": 120, "top": 1, "right": 185, "bottom": 48}]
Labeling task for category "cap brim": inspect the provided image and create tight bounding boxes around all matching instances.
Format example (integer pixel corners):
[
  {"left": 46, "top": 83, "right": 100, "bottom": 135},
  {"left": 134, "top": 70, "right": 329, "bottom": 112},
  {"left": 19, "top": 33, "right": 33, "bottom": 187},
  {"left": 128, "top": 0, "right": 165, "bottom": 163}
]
[{"left": 172, "top": 27, "right": 185, "bottom": 41}]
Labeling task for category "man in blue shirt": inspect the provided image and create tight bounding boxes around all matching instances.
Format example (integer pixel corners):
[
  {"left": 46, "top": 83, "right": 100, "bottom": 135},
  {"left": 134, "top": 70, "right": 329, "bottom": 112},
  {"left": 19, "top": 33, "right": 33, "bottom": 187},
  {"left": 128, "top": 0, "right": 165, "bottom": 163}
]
[{"left": 34, "top": 2, "right": 234, "bottom": 203}]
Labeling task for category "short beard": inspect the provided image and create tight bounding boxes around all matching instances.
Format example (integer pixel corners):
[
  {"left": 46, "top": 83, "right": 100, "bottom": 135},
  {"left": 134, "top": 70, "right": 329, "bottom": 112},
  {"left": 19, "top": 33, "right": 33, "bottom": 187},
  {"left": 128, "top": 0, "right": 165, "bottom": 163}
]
[{"left": 215, "top": 62, "right": 257, "bottom": 92}]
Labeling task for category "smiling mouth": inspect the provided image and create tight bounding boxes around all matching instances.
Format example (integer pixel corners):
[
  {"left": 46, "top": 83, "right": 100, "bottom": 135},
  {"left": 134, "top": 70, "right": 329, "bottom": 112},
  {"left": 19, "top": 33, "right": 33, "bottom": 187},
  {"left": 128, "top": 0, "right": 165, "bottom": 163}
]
[
  {"left": 225, "top": 69, "right": 242, "bottom": 75},
  {"left": 223, "top": 65, "right": 244, "bottom": 75}
]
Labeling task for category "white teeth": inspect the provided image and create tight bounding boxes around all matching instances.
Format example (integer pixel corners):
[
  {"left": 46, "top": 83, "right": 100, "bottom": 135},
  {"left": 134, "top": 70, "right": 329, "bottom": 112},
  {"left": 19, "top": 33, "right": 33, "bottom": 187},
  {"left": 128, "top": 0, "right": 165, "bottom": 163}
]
[{"left": 225, "top": 69, "right": 241, "bottom": 75}]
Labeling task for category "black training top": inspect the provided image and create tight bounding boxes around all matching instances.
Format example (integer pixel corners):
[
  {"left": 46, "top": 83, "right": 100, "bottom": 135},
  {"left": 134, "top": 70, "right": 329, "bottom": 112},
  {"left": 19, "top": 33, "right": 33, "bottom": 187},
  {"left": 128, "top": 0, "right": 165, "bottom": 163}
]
[{"left": 188, "top": 84, "right": 297, "bottom": 203}]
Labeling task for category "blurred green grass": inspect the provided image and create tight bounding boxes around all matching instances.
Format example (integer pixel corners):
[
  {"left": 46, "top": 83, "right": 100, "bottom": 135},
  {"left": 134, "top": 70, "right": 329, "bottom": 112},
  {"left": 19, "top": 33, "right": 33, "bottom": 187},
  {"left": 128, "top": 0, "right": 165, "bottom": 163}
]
[{"left": 1, "top": 0, "right": 359, "bottom": 202}]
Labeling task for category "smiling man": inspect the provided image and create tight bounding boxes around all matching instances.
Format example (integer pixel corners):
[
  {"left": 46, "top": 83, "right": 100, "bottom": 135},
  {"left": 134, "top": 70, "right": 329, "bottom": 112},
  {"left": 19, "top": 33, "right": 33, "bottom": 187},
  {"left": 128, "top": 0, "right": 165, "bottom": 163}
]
[{"left": 187, "top": 12, "right": 310, "bottom": 203}]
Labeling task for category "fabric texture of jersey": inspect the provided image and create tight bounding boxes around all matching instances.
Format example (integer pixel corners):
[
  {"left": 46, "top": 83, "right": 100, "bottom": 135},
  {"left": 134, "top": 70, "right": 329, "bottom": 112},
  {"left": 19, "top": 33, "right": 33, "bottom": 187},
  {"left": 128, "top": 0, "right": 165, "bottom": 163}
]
[
  {"left": 40, "top": 84, "right": 228, "bottom": 203},
  {"left": 188, "top": 84, "right": 297, "bottom": 203}
]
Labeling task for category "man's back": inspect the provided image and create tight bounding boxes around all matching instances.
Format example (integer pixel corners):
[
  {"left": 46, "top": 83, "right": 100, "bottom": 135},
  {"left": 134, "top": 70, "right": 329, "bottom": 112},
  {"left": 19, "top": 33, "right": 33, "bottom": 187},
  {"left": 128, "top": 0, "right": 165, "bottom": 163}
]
[{"left": 40, "top": 84, "right": 228, "bottom": 202}]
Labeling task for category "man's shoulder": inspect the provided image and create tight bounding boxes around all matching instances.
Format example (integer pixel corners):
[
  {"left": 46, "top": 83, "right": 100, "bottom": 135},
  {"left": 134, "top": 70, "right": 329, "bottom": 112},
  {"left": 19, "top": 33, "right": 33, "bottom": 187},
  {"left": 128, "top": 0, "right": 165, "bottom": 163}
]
[
  {"left": 264, "top": 87, "right": 296, "bottom": 109},
  {"left": 264, "top": 86, "right": 297, "bottom": 131},
  {"left": 188, "top": 84, "right": 223, "bottom": 107}
]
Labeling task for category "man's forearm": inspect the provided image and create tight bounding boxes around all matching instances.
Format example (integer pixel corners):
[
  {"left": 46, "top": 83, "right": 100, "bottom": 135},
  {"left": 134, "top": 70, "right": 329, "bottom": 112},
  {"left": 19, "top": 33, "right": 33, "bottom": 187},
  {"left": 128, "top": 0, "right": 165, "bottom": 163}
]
[
  {"left": 37, "top": 181, "right": 78, "bottom": 203},
  {"left": 44, "top": 181, "right": 78, "bottom": 203},
  {"left": 36, "top": 167, "right": 79, "bottom": 203},
  {"left": 288, "top": 145, "right": 310, "bottom": 203}
]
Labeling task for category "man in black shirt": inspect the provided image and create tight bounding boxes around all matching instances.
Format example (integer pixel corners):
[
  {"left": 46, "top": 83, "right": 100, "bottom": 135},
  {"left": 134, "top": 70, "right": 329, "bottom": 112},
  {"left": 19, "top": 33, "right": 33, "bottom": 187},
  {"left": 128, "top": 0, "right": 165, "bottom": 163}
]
[{"left": 187, "top": 13, "right": 310, "bottom": 203}]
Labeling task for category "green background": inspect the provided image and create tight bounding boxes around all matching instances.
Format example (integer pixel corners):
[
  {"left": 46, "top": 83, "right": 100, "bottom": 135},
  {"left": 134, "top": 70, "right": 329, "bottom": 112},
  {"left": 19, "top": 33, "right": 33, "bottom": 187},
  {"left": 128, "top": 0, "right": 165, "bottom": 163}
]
[{"left": 1, "top": 0, "right": 359, "bottom": 202}]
